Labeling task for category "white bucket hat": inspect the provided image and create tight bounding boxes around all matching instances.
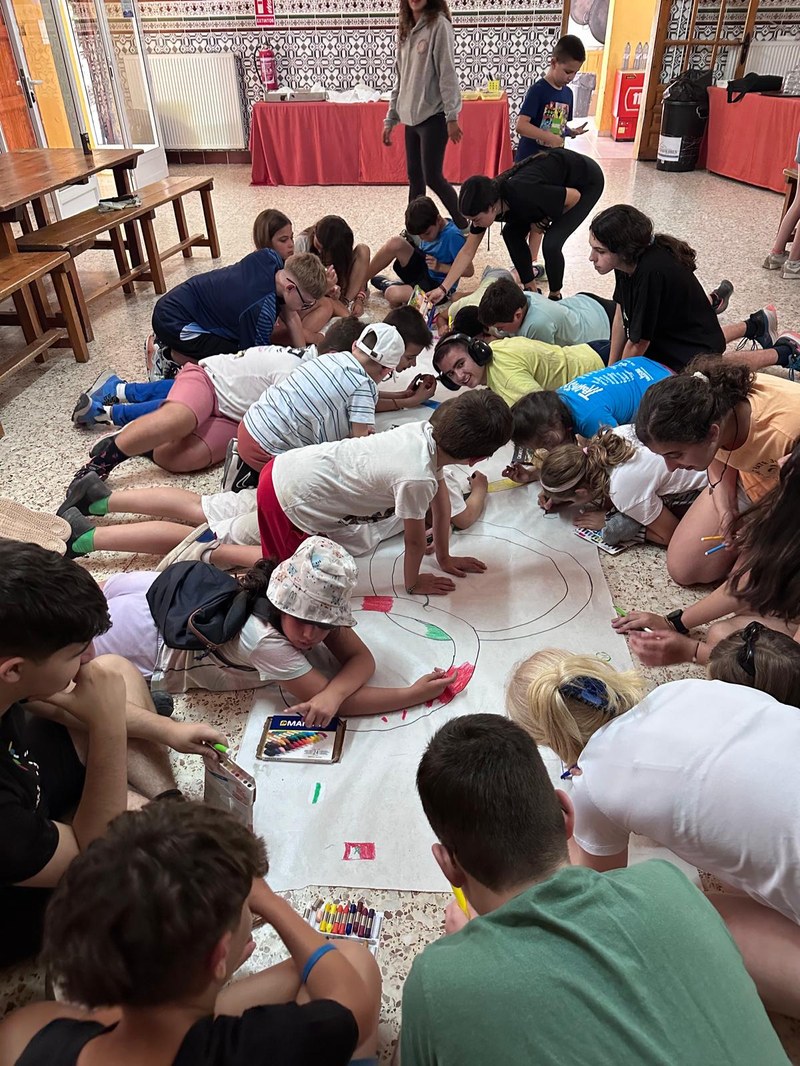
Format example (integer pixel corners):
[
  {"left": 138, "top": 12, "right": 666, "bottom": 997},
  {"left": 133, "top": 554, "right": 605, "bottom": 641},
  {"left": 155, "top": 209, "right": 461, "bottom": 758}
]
[
  {"left": 267, "top": 537, "right": 358, "bottom": 628},
  {"left": 355, "top": 321, "right": 405, "bottom": 369}
]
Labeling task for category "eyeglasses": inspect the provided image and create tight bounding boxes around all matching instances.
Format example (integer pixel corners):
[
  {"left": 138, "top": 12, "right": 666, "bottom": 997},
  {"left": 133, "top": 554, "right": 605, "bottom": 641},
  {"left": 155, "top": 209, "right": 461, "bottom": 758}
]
[
  {"left": 286, "top": 279, "right": 316, "bottom": 311},
  {"left": 736, "top": 621, "right": 763, "bottom": 678}
]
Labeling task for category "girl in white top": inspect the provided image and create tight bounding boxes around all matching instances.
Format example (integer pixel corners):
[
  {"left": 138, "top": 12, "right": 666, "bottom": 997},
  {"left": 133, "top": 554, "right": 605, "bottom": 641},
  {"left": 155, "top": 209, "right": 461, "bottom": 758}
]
[
  {"left": 537, "top": 425, "right": 705, "bottom": 546},
  {"left": 506, "top": 631, "right": 800, "bottom": 1018},
  {"left": 92, "top": 537, "right": 456, "bottom": 724}
]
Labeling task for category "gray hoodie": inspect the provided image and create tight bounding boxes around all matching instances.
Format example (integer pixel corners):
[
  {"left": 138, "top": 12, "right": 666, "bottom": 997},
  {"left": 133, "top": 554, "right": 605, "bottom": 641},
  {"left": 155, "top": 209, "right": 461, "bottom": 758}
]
[{"left": 385, "top": 14, "right": 462, "bottom": 129}]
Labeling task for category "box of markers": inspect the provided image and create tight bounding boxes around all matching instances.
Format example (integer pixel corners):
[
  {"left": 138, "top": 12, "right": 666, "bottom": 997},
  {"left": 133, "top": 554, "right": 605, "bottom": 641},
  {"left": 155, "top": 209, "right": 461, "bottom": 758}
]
[
  {"left": 256, "top": 715, "right": 346, "bottom": 764},
  {"left": 304, "top": 898, "right": 384, "bottom": 958},
  {"left": 573, "top": 527, "right": 628, "bottom": 555}
]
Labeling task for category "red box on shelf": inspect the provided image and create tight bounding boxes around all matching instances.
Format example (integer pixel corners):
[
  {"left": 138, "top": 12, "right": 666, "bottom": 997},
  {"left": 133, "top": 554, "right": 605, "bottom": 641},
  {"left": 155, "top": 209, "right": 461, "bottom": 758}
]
[{"left": 611, "top": 71, "right": 644, "bottom": 141}]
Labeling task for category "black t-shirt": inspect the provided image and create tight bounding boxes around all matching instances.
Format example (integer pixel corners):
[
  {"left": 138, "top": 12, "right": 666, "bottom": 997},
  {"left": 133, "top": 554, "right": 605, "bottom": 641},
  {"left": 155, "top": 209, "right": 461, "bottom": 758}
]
[
  {"left": 0, "top": 703, "right": 59, "bottom": 886},
  {"left": 469, "top": 149, "right": 597, "bottom": 236},
  {"left": 16, "top": 1002, "right": 358, "bottom": 1066},
  {"left": 613, "top": 244, "right": 726, "bottom": 371}
]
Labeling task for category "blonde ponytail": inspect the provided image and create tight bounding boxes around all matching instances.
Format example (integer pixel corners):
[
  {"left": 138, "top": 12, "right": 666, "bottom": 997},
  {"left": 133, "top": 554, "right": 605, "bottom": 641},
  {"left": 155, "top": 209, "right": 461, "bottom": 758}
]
[
  {"left": 539, "top": 428, "right": 636, "bottom": 507},
  {"left": 506, "top": 649, "right": 645, "bottom": 766}
]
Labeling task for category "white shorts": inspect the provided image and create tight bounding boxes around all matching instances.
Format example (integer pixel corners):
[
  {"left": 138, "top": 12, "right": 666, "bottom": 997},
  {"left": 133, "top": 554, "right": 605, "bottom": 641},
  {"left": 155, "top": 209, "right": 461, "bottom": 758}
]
[{"left": 201, "top": 488, "right": 260, "bottom": 546}]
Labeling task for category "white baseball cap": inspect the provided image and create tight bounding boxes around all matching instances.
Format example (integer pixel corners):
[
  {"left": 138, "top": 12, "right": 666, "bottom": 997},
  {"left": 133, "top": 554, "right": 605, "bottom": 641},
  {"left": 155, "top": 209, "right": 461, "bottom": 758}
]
[{"left": 355, "top": 321, "right": 405, "bottom": 369}]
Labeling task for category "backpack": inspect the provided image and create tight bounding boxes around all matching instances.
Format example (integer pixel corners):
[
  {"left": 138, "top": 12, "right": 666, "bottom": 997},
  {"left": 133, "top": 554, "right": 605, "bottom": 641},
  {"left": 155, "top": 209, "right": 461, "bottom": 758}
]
[
  {"left": 727, "top": 72, "right": 783, "bottom": 103},
  {"left": 146, "top": 561, "right": 267, "bottom": 654}
]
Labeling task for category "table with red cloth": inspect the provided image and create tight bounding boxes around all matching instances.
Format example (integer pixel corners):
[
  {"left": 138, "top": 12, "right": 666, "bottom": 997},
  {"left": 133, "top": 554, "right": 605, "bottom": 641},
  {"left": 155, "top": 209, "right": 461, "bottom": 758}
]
[
  {"left": 250, "top": 96, "right": 513, "bottom": 186},
  {"left": 705, "top": 85, "right": 800, "bottom": 193}
]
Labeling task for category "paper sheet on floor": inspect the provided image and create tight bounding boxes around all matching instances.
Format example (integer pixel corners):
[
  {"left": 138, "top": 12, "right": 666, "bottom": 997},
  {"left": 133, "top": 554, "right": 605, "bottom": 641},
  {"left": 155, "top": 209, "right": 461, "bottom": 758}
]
[{"left": 237, "top": 424, "right": 695, "bottom": 892}]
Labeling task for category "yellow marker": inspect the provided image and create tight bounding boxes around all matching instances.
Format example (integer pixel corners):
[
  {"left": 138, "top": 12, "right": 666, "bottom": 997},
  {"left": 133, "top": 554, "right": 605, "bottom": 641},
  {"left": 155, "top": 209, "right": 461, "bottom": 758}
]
[
  {"left": 452, "top": 886, "right": 470, "bottom": 916},
  {"left": 323, "top": 901, "right": 334, "bottom": 933},
  {"left": 488, "top": 478, "right": 525, "bottom": 493}
]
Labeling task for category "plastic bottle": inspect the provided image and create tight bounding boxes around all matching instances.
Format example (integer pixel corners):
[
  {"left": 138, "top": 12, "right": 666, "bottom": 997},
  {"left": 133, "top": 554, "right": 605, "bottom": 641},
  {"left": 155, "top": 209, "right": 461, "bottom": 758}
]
[
  {"left": 622, "top": 42, "right": 631, "bottom": 71},
  {"left": 634, "top": 42, "right": 643, "bottom": 69},
  {"left": 642, "top": 42, "right": 649, "bottom": 67}
]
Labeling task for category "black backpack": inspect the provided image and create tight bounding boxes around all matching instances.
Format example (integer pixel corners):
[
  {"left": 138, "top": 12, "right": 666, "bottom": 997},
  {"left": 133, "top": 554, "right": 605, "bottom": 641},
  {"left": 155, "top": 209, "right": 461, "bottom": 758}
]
[
  {"left": 727, "top": 72, "right": 783, "bottom": 103},
  {"left": 146, "top": 561, "right": 268, "bottom": 653}
]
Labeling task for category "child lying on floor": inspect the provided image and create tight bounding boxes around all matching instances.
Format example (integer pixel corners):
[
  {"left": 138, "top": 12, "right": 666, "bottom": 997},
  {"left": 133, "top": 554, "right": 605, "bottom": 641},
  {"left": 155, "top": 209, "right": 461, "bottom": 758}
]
[
  {"left": 90, "top": 537, "right": 456, "bottom": 724},
  {"left": 537, "top": 425, "right": 705, "bottom": 547}
]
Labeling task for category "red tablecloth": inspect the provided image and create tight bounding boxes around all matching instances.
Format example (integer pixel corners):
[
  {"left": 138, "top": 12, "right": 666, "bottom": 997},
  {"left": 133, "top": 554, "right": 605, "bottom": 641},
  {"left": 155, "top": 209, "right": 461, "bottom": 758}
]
[
  {"left": 250, "top": 98, "right": 513, "bottom": 186},
  {"left": 705, "top": 85, "right": 800, "bottom": 193}
]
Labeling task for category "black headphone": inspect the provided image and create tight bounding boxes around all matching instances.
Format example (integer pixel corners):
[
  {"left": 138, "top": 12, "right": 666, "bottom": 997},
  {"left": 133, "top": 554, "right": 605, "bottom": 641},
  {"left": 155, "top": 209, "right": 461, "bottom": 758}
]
[{"left": 433, "top": 333, "right": 493, "bottom": 391}]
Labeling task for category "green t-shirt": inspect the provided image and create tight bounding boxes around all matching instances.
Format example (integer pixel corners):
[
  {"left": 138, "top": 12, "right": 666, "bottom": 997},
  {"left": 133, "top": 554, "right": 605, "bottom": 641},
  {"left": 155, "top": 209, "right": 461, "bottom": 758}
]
[
  {"left": 401, "top": 862, "right": 789, "bottom": 1066},
  {"left": 485, "top": 335, "right": 603, "bottom": 406}
]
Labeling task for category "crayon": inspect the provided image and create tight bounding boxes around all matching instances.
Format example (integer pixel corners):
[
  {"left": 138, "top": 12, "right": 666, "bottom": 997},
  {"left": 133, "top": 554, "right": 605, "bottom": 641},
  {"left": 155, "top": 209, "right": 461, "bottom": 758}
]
[
  {"left": 366, "top": 908, "right": 376, "bottom": 939},
  {"left": 313, "top": 898, "right": 325, "bottom": 924},
  {"left": 345, "top": 903, "right": 357, "bottom": 935},
  {"left": 704, "top": 542, "right": 726, "bottom": 556},
  {"left": 358, "top": 909, "right": 369, "bottom": 937},
  {"left": 323, "top": 902, "right": 335, "bottom": 933},
  {"left": 335, "top": 904, "right": 345, "bottom": 934},
  {"left": 451, "top": 886, "right": 469, "bottom": 916}
]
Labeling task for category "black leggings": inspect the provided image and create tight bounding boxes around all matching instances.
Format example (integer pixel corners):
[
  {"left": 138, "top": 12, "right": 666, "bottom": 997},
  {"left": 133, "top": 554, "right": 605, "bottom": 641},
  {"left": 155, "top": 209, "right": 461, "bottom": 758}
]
[
  {"left": 405, "top": 112, "right": 467, "bottom": 229},
  {"left": 541, "top": 156, "right": 605, "bottom": 292}
]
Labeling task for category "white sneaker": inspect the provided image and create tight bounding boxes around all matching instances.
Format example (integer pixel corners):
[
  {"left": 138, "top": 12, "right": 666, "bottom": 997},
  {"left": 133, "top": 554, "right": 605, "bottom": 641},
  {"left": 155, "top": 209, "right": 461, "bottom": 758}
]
[
  {"left": 763, "top": 252, "right": 789, "bottom": 270},
  {"left": 781, "top": 259, "right": 800, "bottom": 279},
  {"left": 157, "top": 523, "right": 220, "bottom": 572}
]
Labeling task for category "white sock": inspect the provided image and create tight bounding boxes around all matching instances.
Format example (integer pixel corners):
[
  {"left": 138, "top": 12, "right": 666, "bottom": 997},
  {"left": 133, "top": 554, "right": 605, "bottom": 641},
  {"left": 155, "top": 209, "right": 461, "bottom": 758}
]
[{"left": 115, "top": 383, "right": 127, "bottom": 401}]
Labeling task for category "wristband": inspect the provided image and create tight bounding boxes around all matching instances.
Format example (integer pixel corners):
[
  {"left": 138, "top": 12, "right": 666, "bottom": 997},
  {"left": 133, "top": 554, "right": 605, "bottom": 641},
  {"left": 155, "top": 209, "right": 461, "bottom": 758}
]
[
  {"left": 665, "top": 608, "right": 689, "bottom": 635},
  {"left": 301, "top": 942, "right": 337, "bottom": 984},
  {"left": 692, "top": 640, "right": 701, "bottom": 664}
]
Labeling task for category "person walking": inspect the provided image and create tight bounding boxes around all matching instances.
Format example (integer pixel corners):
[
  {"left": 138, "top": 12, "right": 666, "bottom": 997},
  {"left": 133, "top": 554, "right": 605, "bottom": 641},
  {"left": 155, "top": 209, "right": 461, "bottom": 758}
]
[{"left": 384, "top": 0, "right": 467, "bottom": 230}]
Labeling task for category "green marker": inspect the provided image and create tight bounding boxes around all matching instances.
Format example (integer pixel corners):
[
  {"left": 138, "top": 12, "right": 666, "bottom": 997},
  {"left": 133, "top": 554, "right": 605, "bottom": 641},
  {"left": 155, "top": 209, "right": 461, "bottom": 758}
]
[
  {"left": 613, "top": 606, "right": 627, "bottom": 617},
  {"left": 213, "top": 743, "right": 229, "bottom": 754}
]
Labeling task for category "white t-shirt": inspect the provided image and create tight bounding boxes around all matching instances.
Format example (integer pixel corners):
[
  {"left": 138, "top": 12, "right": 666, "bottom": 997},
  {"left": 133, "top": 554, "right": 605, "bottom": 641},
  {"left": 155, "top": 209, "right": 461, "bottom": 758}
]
[
  {"left": 274, "top": 420, "right": 442, "bottom": 544},
  {"left": 572, "top": 678, "right": 800, "bottom": 922},
  {"left": 243, "top": 350, "right": 378, "bottom": 455},
  {"left": 608, "top": 425, "right": 706, "bottom": 526},
  {"left": 200, "top": 345, "right": 313, "bottom": 421},
  {"left": 152, "top": 611, "right": 312, "bottom": 694}
]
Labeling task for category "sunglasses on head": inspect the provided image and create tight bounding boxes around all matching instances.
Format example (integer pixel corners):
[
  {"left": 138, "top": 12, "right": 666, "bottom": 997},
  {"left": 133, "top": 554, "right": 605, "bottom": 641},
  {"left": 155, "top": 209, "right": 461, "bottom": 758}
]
[
  {"left": 433, "top": 333, "right": 492, "bottom": 391},
  {"left": 736, "top": 621, "right": 764, "bottom": 678}
]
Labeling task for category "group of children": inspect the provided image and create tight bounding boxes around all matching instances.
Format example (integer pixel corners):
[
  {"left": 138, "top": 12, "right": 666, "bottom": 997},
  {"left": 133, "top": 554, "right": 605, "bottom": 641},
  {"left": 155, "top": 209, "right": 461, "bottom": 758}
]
[{"left": 2, "top": 28, "right": 800, "bottom": 1061}]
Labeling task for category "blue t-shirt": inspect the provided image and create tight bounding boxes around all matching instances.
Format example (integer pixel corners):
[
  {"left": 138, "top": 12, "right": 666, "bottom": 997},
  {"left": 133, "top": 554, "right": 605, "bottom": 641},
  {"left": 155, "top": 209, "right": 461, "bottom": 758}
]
[
  {"left": 556, "top": 357, "right": 672, "bottom": 437},
  {"left": 154, "top": 248, "right": 282, "bottom": 349},
  {"left": 420, "top": 220, "right": 465, "bottom": 283},
  {"left": 516, "top": 78, "right": 574, "bottom": 162}
]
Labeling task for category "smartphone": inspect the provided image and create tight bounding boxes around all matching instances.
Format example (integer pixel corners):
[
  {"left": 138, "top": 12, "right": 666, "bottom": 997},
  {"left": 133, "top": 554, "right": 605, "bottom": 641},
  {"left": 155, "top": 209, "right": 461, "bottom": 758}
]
[
  {"left": 204, "top": 753, "right": 256, "bottom": 829},
  {"left": 512, "top": 444, "right": 534, "bottom": 465}
]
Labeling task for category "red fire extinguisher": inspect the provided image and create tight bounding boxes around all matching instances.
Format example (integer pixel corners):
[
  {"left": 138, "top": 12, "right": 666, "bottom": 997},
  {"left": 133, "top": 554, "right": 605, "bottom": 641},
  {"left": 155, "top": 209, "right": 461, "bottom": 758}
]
[{"left": 258, "top": 47, "right": 278, "bottom": 90}]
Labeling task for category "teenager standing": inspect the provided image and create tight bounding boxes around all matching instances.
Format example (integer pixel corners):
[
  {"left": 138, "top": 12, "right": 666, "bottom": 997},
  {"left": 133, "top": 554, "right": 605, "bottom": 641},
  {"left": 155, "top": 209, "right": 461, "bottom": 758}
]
[{"left": 384, "top": 0, "right": 467, "bottom": 230}]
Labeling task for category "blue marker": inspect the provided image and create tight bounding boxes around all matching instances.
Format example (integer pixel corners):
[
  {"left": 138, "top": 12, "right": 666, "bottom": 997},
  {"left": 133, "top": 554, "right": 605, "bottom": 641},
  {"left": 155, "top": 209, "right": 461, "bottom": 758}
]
[{"left": 704, "top": 542, "right": 726, "bottom": 556}]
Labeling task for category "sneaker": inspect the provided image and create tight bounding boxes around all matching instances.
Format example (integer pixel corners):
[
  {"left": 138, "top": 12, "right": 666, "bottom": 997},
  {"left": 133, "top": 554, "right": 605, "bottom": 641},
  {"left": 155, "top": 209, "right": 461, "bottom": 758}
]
[
  {"left": 61, "top": 506, "right": 96, "bottom": 559},
  {"left": 71, "top": 394, "right": 113, "bottom": 427},
  {"left": 69, "top": 433, "right": 123, "bottom": 485},
  {"left": 370, "top": 275, "right": 402, "bottom": 293},
  {"left": 221, "top": 437, "right": 260, "bottom": 493},
  {"left": 781, "top": 259, "right": 800, "bottom": 280},
  {"left": 709, "top": 279, "right": 734, "bottom": 315},
  {"left": 752, "top": 304, "right": 779, "bottom": 349},
  {"left": 90, "top": 373, "right": 127, "bottom": 406},
  {"left": 763, "top": 251, "right": 789, "bottom": 270},
  {"left": 150, "top": 690, "right": 175, "bottom": 717},
  {"left": 156, "top": 523, "right": 220, "bottom": 572},
  {"left": 531, "top": 263, "right": 547, "bottom": 281},
  {"left": 400, "top": 228, "right": 421, "bottom": 248},
  {"left": 774, "top": 332, "right": 800, "bottom": 379},
  {"left": 58, "top": 470, "right": 111, "bottom": 518},
  {"left": 146, "top": 333, "right": 180, "bottom": 382}
]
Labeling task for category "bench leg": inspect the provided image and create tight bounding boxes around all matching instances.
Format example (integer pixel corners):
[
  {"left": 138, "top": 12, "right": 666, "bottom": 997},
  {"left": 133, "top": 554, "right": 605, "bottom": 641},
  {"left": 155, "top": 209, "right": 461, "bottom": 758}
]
[
  {"left": 140, "top": 215, "right": 166, "bottom": 295},
  {"left": 109, "top": 224, "right": 135, "bottom": 295},
  {"left": 782, "top": 178, "right": 797, "bottom": 221},
  {"left": 11, "top": 284, "right": 43, "bottom": 346},
  {"left": 113, "top": 168, "right": 145, "bottom": 267},
  {"left": 172, "top": 197, "right": 193, "bottom": 258},
  {"left": 200, "top": 185, "right": 222, "bottom": 258},
  {"left": 51, "top": 265, "right": 89, "bottom": 363},
  {"left": 64, "top": 260, "right": 94, "bottom": 343}
]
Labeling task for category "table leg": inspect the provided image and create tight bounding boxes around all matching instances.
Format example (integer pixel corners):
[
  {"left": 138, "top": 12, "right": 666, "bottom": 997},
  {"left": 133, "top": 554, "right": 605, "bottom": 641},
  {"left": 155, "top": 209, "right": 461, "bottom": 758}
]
[
  {"left": 0, "top": 220, "right": 17, "bottom": 256},
  {"left": 51, "top": 265, "right": 89, "bottom": 363},
  {"left": 113, "top": 164, "right": 144, "bottom": 268},
  {"left": 11, "top": 283, "right": 44, "bottom": 348}
]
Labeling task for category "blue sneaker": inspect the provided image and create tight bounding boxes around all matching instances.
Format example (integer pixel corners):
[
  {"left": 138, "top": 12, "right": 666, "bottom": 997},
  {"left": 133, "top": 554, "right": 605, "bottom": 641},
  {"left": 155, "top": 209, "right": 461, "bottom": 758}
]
[
  {"left": 89, "top": 373, "right": 126, "bottom": 406},
  {"left": 71, "top": 393, "right": 113, "bottom": 427}
]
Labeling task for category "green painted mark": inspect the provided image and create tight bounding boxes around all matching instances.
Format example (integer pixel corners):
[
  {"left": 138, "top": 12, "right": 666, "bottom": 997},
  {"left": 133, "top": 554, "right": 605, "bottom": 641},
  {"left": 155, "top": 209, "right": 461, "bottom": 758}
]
[
  {"left": 312, "top": 782, "right": 322, "bottom": 805},
  {"left": 424, "top": 623, "right": 450, "bottom": 641}
]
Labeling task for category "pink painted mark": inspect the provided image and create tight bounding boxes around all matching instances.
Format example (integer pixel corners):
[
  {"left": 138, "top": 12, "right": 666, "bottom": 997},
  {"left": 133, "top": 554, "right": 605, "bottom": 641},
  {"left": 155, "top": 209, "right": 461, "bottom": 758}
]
[
  {"left": 401, "top": 709, "right": 408, "bottom": 720},
  {"left": 427, "top": 662, "right": 475, "bottom": 708},
  {"left": 381, "top": 716, "right": 389, "bottom": 723},
  {"left": 361, "top": 596, "right": 394, "bottom": 613},
  {"left": 343, "top": 842, "right": 376, "bottom": 861}
]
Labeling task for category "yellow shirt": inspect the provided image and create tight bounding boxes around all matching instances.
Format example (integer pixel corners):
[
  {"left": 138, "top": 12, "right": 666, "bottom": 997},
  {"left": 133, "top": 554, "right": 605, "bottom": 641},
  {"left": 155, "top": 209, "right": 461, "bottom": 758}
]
[
  {"left": 485, "top": 336, "right": 604, "bottom": 406},
  {"left": 715, "top": 375, "right": 800, "bottom": 501}
]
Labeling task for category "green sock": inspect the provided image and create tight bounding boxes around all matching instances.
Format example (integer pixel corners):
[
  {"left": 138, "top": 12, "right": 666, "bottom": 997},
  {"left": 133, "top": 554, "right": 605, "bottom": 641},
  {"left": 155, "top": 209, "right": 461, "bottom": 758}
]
[
  {"left": 71, "top": 528, "right": 96, "bottom": 555},
  {"left": 88, "top": 497, "right": 109, "bottom": 516}
]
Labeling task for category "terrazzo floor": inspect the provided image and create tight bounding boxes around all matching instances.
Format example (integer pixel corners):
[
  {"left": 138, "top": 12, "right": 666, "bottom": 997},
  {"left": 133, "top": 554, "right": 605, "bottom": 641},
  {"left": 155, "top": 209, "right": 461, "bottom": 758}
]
[{"left": 1, "top": 151, "right": 800, "bottom": 1060}]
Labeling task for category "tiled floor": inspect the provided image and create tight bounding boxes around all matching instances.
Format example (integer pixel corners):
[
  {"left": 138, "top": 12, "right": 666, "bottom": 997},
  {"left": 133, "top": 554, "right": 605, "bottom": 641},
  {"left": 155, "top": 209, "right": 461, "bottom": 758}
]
[{"left": 1, "top": 159, "right": 799, "bottom": 1059}]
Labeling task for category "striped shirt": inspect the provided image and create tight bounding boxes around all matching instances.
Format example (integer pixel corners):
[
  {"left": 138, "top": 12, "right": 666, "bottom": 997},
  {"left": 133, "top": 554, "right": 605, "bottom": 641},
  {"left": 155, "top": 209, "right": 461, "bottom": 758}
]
[{"left": 243, "top": 350, "right": 378, "bottom": 455}]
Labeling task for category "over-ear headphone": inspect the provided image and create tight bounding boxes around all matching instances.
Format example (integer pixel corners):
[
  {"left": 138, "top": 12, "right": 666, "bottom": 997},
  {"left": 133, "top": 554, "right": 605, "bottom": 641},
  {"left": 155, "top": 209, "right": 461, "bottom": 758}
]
[{"left": 433, "top": 333, "right": 493, "bottom": 391}]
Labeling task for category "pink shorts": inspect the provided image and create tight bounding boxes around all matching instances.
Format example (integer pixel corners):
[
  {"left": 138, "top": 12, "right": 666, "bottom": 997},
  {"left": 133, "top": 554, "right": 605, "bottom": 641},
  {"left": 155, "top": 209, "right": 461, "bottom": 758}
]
[
  {"left": 257, "top": 459, "right": 309, "bottom": 562},
  {"left": 168, "top": 362, "right": 238, "bottom": 467}
]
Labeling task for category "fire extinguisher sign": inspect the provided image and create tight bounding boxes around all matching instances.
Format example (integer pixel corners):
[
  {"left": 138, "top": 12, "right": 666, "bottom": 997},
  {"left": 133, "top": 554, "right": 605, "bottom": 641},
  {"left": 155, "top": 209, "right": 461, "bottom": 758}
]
[{"left": 255, "top": 0, "right": 275, "bottom": 26}]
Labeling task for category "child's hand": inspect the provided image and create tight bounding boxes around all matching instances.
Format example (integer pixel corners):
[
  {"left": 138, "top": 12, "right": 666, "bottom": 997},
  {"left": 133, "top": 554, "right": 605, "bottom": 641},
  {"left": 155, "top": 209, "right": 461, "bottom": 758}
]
[
  {"left": 286, "top": 691, "right": 341, "bottom": 728},
  {"left": 570, "top": 122, "right": 588, "bottom": 136},
  {"left": 47, "top": 658, "right": 127, "bottom": 731},
  {"left": 502, "top": 462, "right": 538, "bottom": 484},
  {"left": 574, "top": 509, "right": 605, "bottom": 531},
  {"left": 537, "top": 491, "right": 554, "bottom": 512},
  {"left": 410, "top": 573, "right": 457, "bottom": 596},
  {"left": 410, "top": 667, "right": 457, "bottom": 704},
  {"left": 438, "top": 555, "right": 487, "bottom": 577},
  {"left": 469, "top": 471, "right": 489, "bottom": 492},
  {"left": 444, "top": 897, "right": 477, "bottom": 934},
  {"left": 425, "top": 254, "right": 439, "bottom": 272},
  {"left": 165, "top": 720, "right": 228, "bottom": 756},
  {"left": 407, "top": 375, "right": 437, "bottom": 405},
  {"left": 611, "top": 610, "right": 669, "bottom": 634},
  {"left": 382, "top": 125, "right": 393, "bottom": 147},
  {"left": 628, "top": 630, "right": 700, "bottom": 667},
  {"left": 427, "top": 285, "right": 446, "bottom": 305}
]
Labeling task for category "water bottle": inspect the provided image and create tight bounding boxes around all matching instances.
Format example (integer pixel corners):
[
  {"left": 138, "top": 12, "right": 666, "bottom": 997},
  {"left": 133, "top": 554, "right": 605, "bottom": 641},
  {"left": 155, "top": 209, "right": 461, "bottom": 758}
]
[
  {"left": 634, "top": 43, "right": 643, "bottom": 69},
  {"left": 642, "top": 42, "right": 649, "bottom": 67},
  {"left": 622, "top": 42, "right": 631, "bottom": 71}
]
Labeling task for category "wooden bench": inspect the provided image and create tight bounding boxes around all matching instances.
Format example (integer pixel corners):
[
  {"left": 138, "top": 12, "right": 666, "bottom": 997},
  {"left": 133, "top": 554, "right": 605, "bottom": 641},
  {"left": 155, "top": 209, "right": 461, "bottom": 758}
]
[
  {"left": 16, "top": 175, "right": 221, "bottom": 341},
  {"left": 0, "top": 251, "right": 88, "bottom": 438},
  {"left": 782, "top": 166, "right": 797, "bottom": 220}
]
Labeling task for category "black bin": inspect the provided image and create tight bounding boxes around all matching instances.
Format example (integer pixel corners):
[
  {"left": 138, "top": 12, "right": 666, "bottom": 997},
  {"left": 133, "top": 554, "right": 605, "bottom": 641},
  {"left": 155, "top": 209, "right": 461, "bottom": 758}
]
[{"left": 657, "top": 99, "right": 709, "bottom": 172}]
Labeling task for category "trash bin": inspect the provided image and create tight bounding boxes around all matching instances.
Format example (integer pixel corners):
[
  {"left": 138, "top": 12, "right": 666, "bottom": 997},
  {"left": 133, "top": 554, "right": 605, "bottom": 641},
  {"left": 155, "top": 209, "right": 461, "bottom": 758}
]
[
  {"left": 571, "top": 72, "right": 596, "bottom": 118},
  {"left": 657, "top": 99, "right": 708, "bottom": 171},
  {"left": 656, "top": 69, "right": 711, "bottom": 172}
]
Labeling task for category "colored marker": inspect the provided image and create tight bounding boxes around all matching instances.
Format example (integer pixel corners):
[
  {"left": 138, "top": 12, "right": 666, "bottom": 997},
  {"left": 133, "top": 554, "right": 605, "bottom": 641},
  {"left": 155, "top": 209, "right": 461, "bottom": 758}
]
[
  {"left": 700, "top": 535, "right": 724, "bottom": 542},
  {"left": 345, "top": 903, "right": 357, "bottom": 935},
  {"left": 212, "top": 742, "right": 229, "bottom": 753},
  {"left": 613, "top": 606, "right": 627, "bottom": 617},
  {"left": 335, "top": 904, "right": 345, "bottom": 934},
  {"left": 366, "top": 908, "right": 376, "bottom": 939},
  {"left": 358, "top": 908, "right": 369, "bottom": 937},
  {"left": 704, "top": 542, "right": 726, "bottom": 556},
  {"left": 323, "top": 902, "right": 334, "bottom": 933},
  {"left": 451, "top": 886, "right": 469, "bottom": 916}
]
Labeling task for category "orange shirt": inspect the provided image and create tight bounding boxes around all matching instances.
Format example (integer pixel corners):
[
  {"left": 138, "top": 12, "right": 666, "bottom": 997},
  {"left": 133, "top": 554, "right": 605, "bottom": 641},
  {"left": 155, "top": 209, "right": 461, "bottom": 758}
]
[{"left": 716, "top": 375, "right": 800, "bottom": 501}]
